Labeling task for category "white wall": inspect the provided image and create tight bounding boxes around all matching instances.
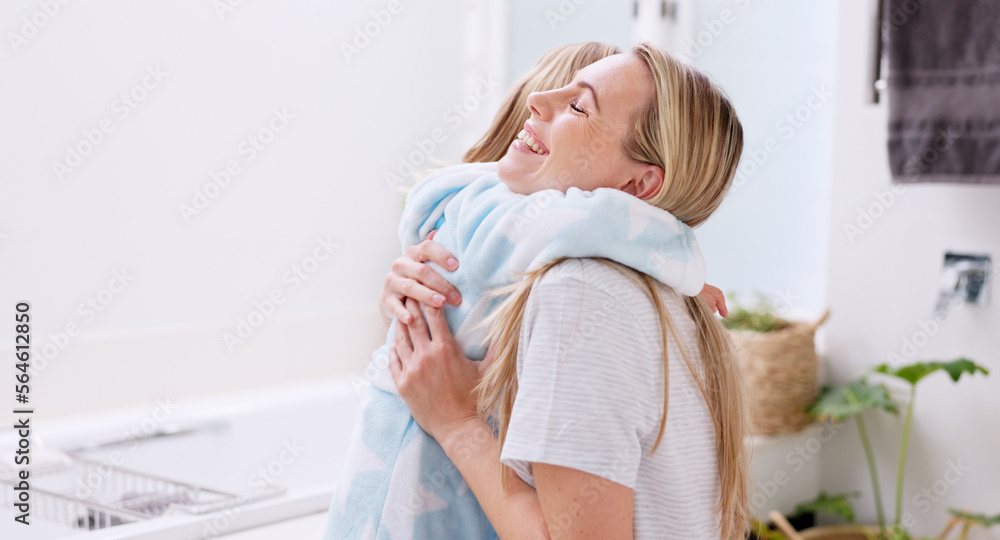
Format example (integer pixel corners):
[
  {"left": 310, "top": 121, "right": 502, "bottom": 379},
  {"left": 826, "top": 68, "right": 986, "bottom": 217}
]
[
  {"left": 821, "top": 1, "right": 1000, "bottom": 537},
  {"left": 0, "top": 0, "right": 506, "bottom": 414},
  {"left": 507, "top": 0, "right": 633, "bottom": 82},
  {"left": 688, "top": 0, "right": 835, "bottom": 316}
]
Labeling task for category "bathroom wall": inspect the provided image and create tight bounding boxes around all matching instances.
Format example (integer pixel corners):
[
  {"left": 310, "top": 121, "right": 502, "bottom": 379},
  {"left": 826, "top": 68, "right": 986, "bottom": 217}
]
[
  {"left": 506, "top": 1, "right": 633, "bottom": 78},
  {"left": 0, "top": 0, "right": 506, "bottom": 415},
  {"left": 689, "top": 0, "right": 835, "bottom": 317},
  {"left": 677, "top": 0, "right": 837, "bottom": 520},
  {"left": 821, "top": 0, "right": 1000, "bottom": 537}
]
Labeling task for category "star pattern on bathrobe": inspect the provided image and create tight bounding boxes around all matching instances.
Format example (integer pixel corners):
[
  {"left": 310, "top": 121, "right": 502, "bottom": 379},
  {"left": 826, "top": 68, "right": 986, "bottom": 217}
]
[
  {"left": 624, "top": 195, "right": 682, "bottom": 240},
  {"left": 327, "top": 384, "right": 500, "bottom": 540},
  {"left": 380, "top": 435, "right": 449, "bottom": 540},
  {"left": 337, "top": 394, "right": 387, "bottom": 515}
]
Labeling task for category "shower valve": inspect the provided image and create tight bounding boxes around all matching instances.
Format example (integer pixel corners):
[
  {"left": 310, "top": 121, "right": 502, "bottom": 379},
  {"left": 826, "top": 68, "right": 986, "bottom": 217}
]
[{"left": 934, "top": 252, "right": 992, "bottom": 319}]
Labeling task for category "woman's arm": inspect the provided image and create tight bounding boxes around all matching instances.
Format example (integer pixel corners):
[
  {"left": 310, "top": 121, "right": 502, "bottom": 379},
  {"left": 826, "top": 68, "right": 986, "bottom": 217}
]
[
  {"left": 438, "top": 416, "right": 550, "bottom": 539},
  {"left": 379, "top": 235, "right": 725, "bottom": 330},
  {"left": 389, "top": 298, "right": 634, "bottom": 539},
  {"left": 441, "top": 417, "right": 634, "bottom": 540}
]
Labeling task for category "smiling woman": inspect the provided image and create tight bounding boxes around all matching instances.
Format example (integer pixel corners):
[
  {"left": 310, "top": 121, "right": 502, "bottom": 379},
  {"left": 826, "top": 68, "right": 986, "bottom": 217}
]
[
  {"left": 498, "top": 53, "right": 664, "bottom": 197},
  {"left": 324, "top": 42, "right": 640, "bottom": 540},
  {"left": 326, "top": 40, "right": 747, "bottom": 540},
  {"left": 385, "top": 42, "right": 748, "bottom": 540}
]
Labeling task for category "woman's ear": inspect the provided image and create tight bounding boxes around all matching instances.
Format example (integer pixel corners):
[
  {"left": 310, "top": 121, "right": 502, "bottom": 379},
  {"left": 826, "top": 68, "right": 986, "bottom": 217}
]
[{"left": 622, "top": 164, "right": 664, "bottom": 200}]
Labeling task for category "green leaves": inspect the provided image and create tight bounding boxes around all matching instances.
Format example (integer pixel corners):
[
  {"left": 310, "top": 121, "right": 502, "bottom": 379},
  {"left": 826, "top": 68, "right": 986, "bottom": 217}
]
[
  {"left": 721, "top": 293, "right": 790, "bottom": 333},
  {"left": 808, "top": 381, "right": 899, "bottom": 422},
  {"left": 792, "top": 491, "right": 859, "bottom": 523},
  {"left": 948, "top": 508, "right": 1000, "bottom": 527},
  {"left": 748, "top": 518, "right": 788, "bottom": 540},
  {"left": 873, "top": 358, "right": 990, "bottom": 386}
]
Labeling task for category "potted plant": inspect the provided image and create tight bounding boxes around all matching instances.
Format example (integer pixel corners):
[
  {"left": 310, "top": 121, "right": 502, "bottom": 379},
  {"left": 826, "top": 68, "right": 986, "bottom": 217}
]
[
  {"left": 787, "top": 358, "right": 990, "bottom": 540},
  {"left": 724, "top": 294, "right": 830, "bottom": 435},
  {"left": 750, "top": 492, "right": 875, "bottom": 540},
  {"left": 770, "top": 505, "right": 1000, "bottom": 540}
]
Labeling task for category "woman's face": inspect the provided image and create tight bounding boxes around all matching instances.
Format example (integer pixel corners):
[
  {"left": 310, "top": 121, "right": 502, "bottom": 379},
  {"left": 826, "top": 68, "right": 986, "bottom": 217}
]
[{"left": 496, "top": 53, "right": 658, "bottom": 196}]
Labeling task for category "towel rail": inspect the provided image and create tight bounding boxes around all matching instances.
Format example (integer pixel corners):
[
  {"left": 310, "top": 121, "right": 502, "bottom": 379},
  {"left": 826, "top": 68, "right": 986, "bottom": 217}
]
[{"left": 871, "top": 0, "right": 885, "bottom": 103}]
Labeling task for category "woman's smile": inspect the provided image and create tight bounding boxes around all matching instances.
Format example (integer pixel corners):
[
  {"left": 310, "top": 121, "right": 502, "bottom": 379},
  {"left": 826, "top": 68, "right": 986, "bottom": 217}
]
[{"left": 512, "top": 124, "right": 550, "bottom": 156}]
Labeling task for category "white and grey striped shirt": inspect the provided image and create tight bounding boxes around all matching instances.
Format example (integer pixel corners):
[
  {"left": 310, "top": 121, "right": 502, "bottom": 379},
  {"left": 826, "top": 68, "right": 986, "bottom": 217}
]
[{"left": 500, "top": 258, "right": 722, "bottom": 539}]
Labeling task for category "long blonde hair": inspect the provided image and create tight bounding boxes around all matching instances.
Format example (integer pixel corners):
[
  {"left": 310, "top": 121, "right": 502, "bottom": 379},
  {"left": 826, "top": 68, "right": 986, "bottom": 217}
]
[
  {"left": 476, "top": 42, "right": 749, "bottom": 539},
  {"left": 462, "top": 42, "right": 621, "bottom": 163}
]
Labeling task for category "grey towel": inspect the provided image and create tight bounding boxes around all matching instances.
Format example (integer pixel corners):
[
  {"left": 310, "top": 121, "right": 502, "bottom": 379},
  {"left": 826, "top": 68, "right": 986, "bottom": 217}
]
[{"left": 885, "top": 0, "right": 1000, "bottom": 184}]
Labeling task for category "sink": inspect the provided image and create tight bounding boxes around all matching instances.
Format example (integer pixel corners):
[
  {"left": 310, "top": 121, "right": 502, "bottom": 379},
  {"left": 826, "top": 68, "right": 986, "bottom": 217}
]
[{"left": 0, "top": 377, "right": 364, "bottom": 539}]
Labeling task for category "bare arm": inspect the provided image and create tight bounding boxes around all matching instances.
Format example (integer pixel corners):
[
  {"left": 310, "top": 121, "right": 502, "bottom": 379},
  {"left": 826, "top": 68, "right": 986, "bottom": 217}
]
[
  {"left": 439, "top": 417, "right": 551, "bottom": 539},
  {"left": 440, "top": 417, "right": 634, "bottom": 540},
  {"left": 389, "top": 298, "right": 634, "bottom": 539}
]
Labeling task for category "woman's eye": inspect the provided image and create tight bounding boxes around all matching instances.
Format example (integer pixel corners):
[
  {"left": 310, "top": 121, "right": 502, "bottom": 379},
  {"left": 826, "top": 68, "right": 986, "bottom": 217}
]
[{"left": 570, "top": 101, "right": 586, "bottom": 114}]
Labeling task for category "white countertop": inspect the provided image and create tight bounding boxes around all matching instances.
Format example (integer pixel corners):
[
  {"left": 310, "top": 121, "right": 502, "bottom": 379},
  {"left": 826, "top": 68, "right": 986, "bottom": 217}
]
[{"left": 218, "top": 511, "right": 329, "bottom": 539}]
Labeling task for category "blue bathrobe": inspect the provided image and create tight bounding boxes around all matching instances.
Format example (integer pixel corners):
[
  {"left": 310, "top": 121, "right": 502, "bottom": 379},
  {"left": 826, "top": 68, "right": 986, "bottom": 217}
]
[{"left": 323, "top": 161, "right": 705, "bottom": 540}]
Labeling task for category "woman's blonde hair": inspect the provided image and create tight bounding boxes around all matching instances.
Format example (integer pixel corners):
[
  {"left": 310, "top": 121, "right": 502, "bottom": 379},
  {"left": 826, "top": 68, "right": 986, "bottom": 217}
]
[
  {"left": 462, "top": 42, "right": 621, "bottom": 163},
  {"left": 476, "top": 42, "right": 749, "bottom": 539}
]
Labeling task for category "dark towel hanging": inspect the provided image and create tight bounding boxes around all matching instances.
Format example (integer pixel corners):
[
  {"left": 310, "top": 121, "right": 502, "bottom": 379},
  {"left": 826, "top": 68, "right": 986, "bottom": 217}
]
[{"left": 884, "top": 0, "right": 1000, "bottom": 184}]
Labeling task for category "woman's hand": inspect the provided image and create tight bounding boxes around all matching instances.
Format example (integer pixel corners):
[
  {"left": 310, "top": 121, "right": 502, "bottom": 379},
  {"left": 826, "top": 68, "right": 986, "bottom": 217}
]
[
  {"left": 698, "top": 283, "right": 728, "bottom": 317},
  {"left": 388, "top": 297, "right": 486, "bottom": 444},
  {"left": 380, "top": 231, "right": 463, "bottom": 327}
]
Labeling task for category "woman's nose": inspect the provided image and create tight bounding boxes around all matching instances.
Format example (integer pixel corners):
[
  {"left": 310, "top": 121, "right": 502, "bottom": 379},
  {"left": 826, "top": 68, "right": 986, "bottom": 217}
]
[{"left": 526, "top": 91, "right": 550, "bottom": 120}]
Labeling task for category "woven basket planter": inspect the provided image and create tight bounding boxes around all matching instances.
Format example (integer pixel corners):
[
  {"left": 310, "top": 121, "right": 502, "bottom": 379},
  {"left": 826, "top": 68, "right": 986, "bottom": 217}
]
[{"left": 730, "top": 311, "right": 830, "bottom": 436}]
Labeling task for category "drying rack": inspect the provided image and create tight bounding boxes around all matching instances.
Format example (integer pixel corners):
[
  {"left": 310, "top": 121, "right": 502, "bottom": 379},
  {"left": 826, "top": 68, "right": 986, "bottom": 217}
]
[{"left": 0, "top": 456, "right": 286, "bottom": 531}]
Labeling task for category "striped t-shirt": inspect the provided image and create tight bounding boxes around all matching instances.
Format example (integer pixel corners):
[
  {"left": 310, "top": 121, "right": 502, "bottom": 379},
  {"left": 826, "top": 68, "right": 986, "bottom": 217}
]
[{"left": 500, "top": 258, "right": 723, "bottom": 539}]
